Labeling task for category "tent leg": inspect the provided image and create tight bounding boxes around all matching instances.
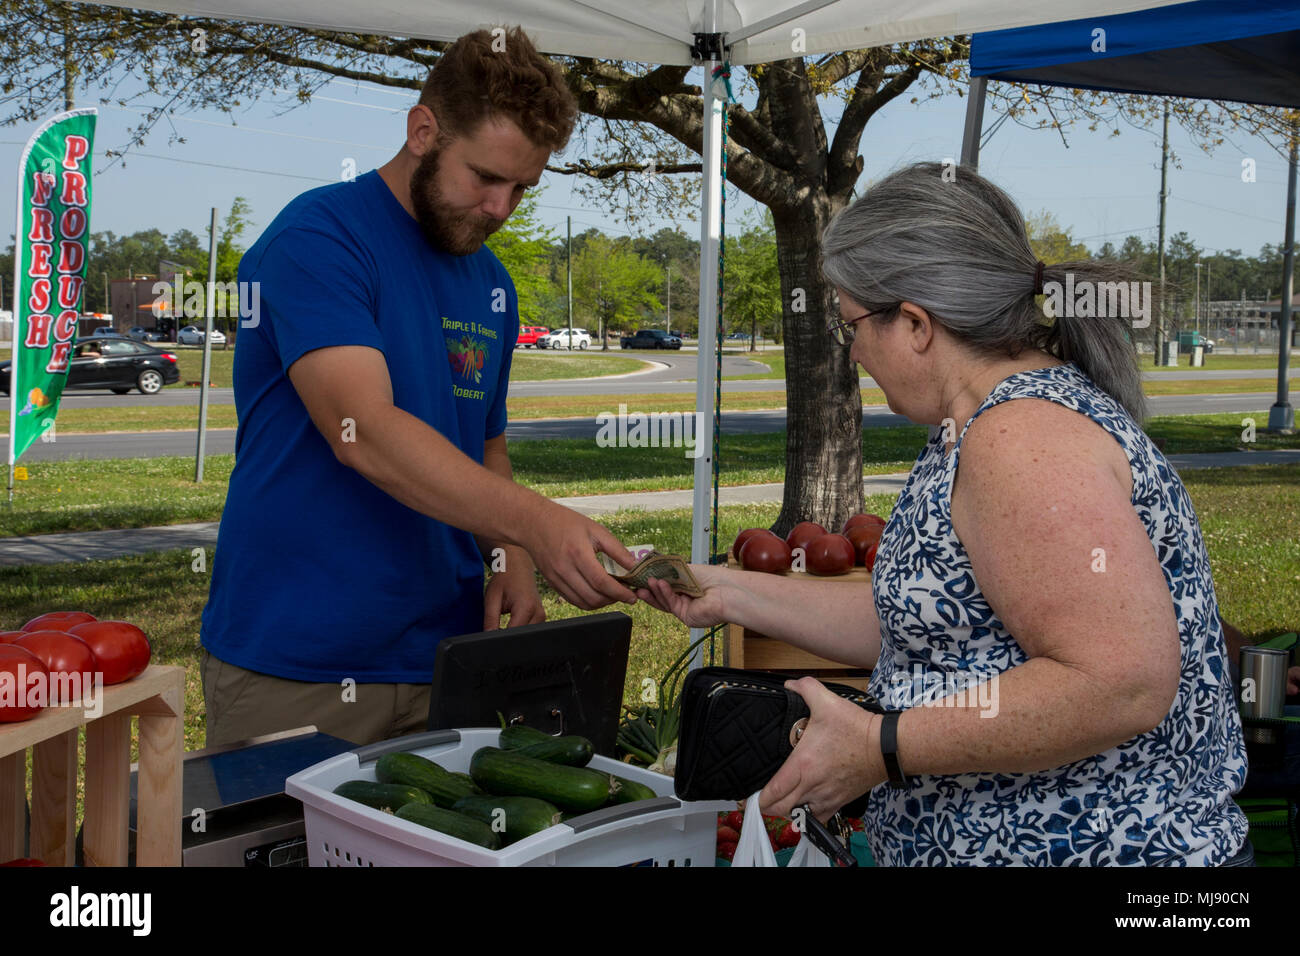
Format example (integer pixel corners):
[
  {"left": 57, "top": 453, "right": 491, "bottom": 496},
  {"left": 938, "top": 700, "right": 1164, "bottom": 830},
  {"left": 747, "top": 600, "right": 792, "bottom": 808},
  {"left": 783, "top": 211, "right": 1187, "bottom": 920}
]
[
  {"left": 689, "top": 59, "right": 723, "bottom": 669},
  {"left": 960, "top": 76, "right": 987, "bottom": 171}
]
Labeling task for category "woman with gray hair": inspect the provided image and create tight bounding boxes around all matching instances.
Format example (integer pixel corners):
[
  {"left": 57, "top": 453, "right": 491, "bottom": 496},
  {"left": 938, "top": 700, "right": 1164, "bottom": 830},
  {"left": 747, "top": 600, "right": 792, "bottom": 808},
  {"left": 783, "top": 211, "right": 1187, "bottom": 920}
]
[{"left": 636, "top": 161, "right": 1249, "bottom": 866}]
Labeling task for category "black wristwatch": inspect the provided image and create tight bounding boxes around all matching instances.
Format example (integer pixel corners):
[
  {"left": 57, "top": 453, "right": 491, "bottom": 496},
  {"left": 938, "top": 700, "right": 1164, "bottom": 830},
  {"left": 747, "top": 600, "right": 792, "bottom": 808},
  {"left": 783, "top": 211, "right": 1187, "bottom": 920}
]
[{"left": 879, "top": 711, "right": 909, "bottom": 788}]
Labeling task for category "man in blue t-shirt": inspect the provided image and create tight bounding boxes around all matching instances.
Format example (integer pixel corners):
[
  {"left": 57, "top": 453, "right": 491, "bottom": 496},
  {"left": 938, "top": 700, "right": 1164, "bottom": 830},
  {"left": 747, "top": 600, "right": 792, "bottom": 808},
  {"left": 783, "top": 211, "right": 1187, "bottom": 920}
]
[{"left": 199, "top": 28, "right": 637, "bottom": 746}]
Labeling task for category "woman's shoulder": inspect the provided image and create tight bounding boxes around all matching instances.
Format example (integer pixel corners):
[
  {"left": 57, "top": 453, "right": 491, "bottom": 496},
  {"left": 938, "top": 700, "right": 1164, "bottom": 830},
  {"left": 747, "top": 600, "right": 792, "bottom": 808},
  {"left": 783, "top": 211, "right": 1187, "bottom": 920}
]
[{"left": 957, "top": 394, "right": 1133, "bottom": 498}]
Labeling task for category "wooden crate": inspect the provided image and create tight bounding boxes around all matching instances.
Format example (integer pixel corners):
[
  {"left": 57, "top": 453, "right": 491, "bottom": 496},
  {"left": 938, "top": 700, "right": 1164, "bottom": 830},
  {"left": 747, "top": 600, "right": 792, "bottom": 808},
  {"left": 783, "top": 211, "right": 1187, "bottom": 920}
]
[
  {"left": 0, "top": 664, "right": 185, "bottom": 866},
  {"left": 722, "top": 557, "right": 874, "bottom": 691}
]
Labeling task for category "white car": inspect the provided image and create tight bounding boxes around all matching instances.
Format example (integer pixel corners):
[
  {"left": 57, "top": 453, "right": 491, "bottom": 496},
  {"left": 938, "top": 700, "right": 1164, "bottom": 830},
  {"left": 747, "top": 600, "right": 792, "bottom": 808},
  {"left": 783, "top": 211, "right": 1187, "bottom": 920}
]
[
  {"left": 539, "top": 328, "right": 591, "bottom": 350},
  {"left": 178, "top": 325, "right": 228, "bottom": 346}
]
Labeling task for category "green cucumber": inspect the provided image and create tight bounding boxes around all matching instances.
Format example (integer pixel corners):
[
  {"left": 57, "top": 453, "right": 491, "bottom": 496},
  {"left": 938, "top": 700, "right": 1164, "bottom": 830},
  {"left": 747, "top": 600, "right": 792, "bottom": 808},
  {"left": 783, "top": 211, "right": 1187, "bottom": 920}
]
[
  {"left": 394, "top": 803, "right": 501, "bottom": 850},
  {"left": 375, "top": 752, "right": 479, "bottom": 808},
  {"left": 514, "top": 736, "right": 594, "bottom": 767},
  {"left": 450, "top": 771, "right": 485, "bottom": 794},
  {"left": 332, "top": 780, "right": 432, "bottom": 812},
  {"left": 470, "top": 747, "right": 613, "bottom": 812},
  {"left": 499, "top": 725, "right": 595, "bottom": 766},
  {"left": 452, "top": 795, "right": 562, "bottom": 845},
  {"left": 609, "top": 774, "right": 659, "bottom": 804}
]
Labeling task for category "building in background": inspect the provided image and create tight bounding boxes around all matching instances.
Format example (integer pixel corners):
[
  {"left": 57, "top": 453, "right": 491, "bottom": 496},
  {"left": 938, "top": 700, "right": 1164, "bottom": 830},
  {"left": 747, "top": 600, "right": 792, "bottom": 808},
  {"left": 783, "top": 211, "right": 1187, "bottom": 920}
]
[{"left": 108, "top": 261, "right": 188, "bottom": 339}]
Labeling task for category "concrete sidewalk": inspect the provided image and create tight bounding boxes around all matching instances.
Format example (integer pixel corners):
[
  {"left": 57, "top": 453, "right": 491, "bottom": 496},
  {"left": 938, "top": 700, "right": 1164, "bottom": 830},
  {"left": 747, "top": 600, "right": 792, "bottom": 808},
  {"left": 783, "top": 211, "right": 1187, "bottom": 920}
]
[{"left": 1, "top": 449, "right": 1297, "bottom": 568}]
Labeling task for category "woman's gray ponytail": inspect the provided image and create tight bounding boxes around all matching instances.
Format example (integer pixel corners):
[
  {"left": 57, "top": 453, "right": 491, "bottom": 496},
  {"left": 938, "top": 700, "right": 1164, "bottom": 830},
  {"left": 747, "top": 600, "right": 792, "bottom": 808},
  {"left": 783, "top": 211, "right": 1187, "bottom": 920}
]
[{"left": 821, "top": 162, "right": 1148, "bottom": 422}]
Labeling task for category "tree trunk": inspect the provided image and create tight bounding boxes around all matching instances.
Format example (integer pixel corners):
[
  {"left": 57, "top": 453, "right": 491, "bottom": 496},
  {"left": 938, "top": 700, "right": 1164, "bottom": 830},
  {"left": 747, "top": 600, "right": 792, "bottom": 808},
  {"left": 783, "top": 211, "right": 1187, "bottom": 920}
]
[
  {"left": 770, "top": 201, "right": 863, "bottom": 538},
  {"left": 749, "top": 314, "right": 757, "bottom": 352}
]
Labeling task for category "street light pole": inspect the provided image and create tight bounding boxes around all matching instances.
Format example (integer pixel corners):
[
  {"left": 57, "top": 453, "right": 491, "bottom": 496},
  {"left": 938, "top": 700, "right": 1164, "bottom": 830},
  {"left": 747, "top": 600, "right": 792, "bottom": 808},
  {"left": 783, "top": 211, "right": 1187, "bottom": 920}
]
[{"left": 1194, "top": 262, "right": 1202, "bottom": 338}]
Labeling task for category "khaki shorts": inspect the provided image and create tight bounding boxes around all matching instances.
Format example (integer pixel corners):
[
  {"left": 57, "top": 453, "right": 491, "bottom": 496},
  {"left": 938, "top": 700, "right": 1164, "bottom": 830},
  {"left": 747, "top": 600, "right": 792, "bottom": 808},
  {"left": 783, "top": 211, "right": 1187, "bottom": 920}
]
[{"left": 200, "top": 648, "right": 433, "bottom": 748}]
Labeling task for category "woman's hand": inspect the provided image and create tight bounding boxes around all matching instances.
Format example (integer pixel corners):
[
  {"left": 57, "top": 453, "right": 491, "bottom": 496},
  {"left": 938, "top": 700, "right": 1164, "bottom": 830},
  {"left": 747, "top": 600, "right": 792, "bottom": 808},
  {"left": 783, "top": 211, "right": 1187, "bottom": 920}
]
[
  {"left": 759, "top": 677, "right": 885, "bottom": 822},
  {"left": 635, "top": 564, "right": 728, "bottom": 628}
]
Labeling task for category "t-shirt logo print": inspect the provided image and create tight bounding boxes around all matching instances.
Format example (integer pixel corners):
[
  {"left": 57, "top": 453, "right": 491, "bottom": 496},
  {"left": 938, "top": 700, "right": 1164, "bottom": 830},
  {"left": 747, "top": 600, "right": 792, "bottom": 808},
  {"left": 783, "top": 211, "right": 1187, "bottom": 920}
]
[{"left": 447, "top": 334, "right": 488, "bottom": 385}]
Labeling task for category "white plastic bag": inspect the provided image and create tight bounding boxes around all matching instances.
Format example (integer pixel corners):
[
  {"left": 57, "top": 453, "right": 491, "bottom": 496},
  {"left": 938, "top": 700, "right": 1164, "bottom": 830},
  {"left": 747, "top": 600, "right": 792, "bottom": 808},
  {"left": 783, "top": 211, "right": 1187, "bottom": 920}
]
[
  {"left": 787, "top": 822, "right": 832, "bottom": 868},
  {"left": 731, "top": 790, "right": 778, "bottom": 867}
]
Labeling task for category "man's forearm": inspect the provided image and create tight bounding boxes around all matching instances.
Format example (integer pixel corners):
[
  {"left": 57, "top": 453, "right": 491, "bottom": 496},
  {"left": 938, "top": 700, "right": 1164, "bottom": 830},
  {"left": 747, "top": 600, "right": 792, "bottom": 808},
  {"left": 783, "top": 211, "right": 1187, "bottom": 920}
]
[
  {"left": 335, "top": 403, "right": 545, "bottom": 549},
  {"left": 475, "top": 438, "right": 535, "bottom": 574}
]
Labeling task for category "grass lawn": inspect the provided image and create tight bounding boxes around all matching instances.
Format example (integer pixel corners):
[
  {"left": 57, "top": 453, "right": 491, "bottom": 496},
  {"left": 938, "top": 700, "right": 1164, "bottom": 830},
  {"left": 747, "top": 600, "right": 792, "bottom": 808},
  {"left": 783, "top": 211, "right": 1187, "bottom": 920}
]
[
  {"left": 3, "top": 413, "right": 1296, "bottom": 538},
  {"left": 0, "top": 466, "right": 1294, "bottom": 757},
  {"left": 1140, "top": 353, "right": 1291, "bottom": 371},
  {"left": 0, "top": 404, "right": 239, "bottom": 436},
  {"left": 509, "top": 353, "right": 652, "bottom": 380}
]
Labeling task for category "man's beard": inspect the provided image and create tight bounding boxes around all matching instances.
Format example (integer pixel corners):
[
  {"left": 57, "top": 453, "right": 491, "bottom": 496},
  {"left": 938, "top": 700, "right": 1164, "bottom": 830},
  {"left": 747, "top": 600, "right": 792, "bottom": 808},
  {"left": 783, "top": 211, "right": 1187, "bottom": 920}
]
[{"left": 409, "top": 146, "right": 503, "bottom": 256}]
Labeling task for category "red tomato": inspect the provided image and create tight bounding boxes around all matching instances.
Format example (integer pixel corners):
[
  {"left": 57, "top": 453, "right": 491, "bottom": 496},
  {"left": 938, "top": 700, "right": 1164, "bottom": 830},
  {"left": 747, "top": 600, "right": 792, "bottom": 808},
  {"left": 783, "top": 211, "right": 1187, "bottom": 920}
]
[
  {"left": 67, "top": 621, "right": 151, "bottom": 685},
  {"left": 739, "top": 534, "right": 792, "bottom": 574},
  {"left": 0, "top": 645, "right": 49, "bottom": 722},
  {"left": 0, "top": 631, "right": 28, "bottom": 644},
  {"left": 13, "top": 631, "right": 98, "bottom": 705},
  {"left": 22, "top": 611, "right": 97, "bottom": 634},
  {"left": 864, "top": 542, "right": 879, "bottom": 572},
  {"left": 805, "top": 533, "right": 856, "bottom": 576},
  {"left": 846, "top": 525, "right": 883, "bottom": 565},
  {"left": 731, "top": 527, "right": 778, "bottom": 561},
  {"left": 785, "top": 521, "right": 827, "bottom": 555},
  {"left": 843, "top": 513, "right": 886, "bottom": 535}
]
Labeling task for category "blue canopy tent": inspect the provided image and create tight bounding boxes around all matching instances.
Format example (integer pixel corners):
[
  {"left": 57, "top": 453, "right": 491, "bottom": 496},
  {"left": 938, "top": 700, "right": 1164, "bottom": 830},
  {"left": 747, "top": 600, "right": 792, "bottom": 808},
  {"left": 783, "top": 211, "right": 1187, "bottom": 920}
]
[{"left": 965, "top": 0, "right": 1300, "bottom": 429}]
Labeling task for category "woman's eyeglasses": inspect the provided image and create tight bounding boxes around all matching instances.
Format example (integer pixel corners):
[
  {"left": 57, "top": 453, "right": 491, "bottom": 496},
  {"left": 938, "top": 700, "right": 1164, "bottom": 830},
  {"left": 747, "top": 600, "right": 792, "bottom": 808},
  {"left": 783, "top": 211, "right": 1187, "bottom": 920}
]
[{"left": 826, "top": 303, "right": 898, "bottom": 345}]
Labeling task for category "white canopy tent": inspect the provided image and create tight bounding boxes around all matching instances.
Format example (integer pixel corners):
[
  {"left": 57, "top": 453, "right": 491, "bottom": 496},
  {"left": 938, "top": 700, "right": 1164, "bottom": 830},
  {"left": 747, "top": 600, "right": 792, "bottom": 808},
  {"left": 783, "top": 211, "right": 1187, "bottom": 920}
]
[{"left": 74, "top": 0, "right": 1188, "bottom": 656}]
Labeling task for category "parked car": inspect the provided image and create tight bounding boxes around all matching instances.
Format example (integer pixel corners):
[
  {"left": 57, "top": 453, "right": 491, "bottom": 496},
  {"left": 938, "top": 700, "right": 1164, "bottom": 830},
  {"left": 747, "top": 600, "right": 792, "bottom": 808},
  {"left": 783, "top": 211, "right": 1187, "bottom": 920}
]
[
  {"left": 515, "top": 325, "right": 550, "bottom": 348},
  {"left": 1, "top": 336, "right": 180, "bottom": 395},
  {"left": 538, "top": 328, "right": 592, "bottom": 350},
  {"left": 178, "top": 325, "right": 228, "bottom": 346},
  {"left": 620, "top": 329, "right": 683, "bottom": 350},
  {"left": 88, "top": 326, "right": 119, "bottom": 337},
  {"left": 127, "top": 326, "right": 167, "bottom": 343}
]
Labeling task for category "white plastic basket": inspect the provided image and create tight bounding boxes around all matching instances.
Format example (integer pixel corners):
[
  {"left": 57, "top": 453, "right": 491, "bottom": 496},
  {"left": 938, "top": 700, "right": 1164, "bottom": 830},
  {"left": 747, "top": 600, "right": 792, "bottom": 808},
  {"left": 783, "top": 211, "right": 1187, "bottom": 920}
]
[{"left": 285, "top": 728, "right": 730, "bottom": 867}]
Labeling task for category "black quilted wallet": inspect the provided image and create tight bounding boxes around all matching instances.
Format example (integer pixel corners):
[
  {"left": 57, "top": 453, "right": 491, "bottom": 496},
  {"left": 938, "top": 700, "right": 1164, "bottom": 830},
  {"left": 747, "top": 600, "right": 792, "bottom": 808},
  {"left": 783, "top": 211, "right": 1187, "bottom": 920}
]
[{"left": 674, "top": 666, "right": 885, "bottom": 804}]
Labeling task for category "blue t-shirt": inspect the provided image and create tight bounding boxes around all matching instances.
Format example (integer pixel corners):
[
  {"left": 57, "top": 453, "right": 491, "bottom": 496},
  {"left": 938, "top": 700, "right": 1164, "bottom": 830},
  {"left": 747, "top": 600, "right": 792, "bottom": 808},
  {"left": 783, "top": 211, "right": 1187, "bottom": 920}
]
[{"left": 200, "top": 169, "right": 518, "bottom": 682}]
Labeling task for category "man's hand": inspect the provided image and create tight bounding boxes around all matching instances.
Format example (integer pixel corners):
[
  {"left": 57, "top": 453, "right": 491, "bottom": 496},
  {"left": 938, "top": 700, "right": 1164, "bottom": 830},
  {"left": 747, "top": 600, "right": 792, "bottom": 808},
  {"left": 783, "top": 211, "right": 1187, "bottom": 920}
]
[
  {"left": 521, "top": 504, "right": 638, "bottom": 611},
  {"left": 759, "top": 678, "right": 883, "bottom": 822},
  {"left": 483, "top": 553, "right": 546, "bottom": 630}
]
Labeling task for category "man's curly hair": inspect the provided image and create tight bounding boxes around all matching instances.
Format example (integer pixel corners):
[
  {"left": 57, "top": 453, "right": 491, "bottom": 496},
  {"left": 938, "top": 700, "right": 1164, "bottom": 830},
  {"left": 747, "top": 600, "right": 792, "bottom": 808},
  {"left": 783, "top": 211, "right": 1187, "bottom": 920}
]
[{"left": 419, "top": 26, "right": 577, "bottom": 152}]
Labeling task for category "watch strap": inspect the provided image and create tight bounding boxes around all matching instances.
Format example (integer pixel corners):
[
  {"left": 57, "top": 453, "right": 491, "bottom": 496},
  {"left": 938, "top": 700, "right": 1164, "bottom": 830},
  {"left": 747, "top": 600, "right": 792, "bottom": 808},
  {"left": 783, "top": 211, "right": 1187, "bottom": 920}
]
[{"left": 880, "top": 710, "right": 908, "bottom": 788}]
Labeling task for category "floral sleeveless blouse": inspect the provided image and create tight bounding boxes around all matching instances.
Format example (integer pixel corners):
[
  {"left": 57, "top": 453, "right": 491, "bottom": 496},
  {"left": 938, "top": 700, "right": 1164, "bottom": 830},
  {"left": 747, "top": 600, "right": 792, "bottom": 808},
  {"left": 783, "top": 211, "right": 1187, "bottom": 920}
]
[{"left": 864, "top": 362, "right": 1248, "bottom": 866}]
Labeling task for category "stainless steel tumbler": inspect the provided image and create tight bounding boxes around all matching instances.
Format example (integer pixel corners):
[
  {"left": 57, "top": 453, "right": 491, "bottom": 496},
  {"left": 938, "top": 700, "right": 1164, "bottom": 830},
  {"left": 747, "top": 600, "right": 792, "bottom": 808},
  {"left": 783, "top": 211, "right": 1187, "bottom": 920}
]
[{"left": 1239, "top": 646, "right": 1290, "bottom": 746}]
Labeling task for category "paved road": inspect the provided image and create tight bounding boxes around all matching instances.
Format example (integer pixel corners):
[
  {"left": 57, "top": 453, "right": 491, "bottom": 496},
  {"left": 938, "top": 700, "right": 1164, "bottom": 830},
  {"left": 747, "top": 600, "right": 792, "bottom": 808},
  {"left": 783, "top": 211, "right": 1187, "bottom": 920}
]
[
  {"left": 2, "top": 352, "right": 1288, "bottom": 409},
  {"left": 10, "top": 392, "right": 1284, "bottom": 461}
]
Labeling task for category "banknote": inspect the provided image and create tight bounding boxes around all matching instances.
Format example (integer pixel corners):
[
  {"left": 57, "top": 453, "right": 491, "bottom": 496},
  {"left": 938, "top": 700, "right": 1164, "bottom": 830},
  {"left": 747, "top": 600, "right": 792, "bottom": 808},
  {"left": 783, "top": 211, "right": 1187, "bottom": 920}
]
[{"left": 600, "top": 550, "right": 705, "bottom": 598}]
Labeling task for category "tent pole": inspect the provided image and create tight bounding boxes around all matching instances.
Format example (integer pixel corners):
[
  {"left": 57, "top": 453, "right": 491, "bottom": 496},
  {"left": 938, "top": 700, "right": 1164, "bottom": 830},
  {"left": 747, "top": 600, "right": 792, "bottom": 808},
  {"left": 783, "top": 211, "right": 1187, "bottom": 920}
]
[
  {"left": 1268, "top": 120, "right": 1297, "bottom": 432},
  {"left": 960, "top": 75, "right": 987, "bottom": 171},
  {"left": 689, "top": 30, "right": 723, "bottom": 670},
  {"left": 195, "top": 207, "right": 218, "bottom": 481}
]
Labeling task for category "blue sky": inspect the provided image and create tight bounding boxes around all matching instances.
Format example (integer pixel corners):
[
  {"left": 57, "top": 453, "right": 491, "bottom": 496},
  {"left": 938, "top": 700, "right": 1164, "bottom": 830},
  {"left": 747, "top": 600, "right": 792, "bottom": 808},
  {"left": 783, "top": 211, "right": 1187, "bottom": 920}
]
[{"left": 1, "top": 63, "right": 1292, "bottom": 295}]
